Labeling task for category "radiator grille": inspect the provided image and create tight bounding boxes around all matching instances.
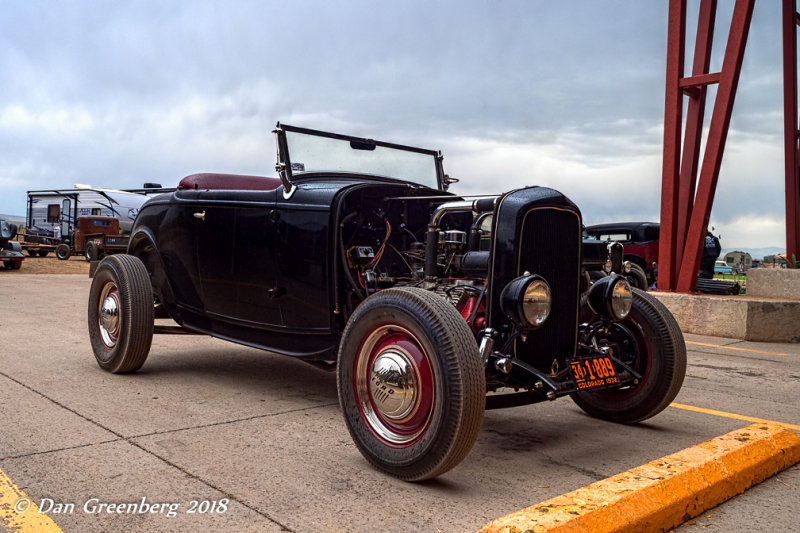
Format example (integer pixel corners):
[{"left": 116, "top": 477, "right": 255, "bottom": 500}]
[{"left": 515, "top": 208, "right": 581, "bottom": 364}]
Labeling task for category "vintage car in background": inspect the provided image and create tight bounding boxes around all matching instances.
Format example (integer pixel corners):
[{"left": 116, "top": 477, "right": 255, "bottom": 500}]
[
  {"left": 584, "top": 222, "right": 660, "bottom": 288},
  {"left": 1, "top": 219, "right": 24, "bottom": 270},
  {"left": 714, "top": 260, "right": 734, "bottom": 275},
  {"left": 87, "top": 124, "right": 686, "bottom": 481}
]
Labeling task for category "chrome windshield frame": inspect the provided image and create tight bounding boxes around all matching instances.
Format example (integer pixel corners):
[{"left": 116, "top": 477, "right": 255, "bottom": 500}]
[{"left": 273, "top": 122, "right": 445, "bottom": 191}]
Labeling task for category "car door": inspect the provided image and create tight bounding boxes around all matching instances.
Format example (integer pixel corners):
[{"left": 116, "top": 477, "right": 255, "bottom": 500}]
[
  {"left": 231, "top": 202, "right": 282, "bottom": 327},
  {"left": 155, "top": 196, "right": 204, "bottom": 311},
  {"left": 194, "top": 191, "right": 282, "bottom": 327},
  {"left": 273, "top": 203, "right": 331, "bottom": 331},
  {"left": 194, "top": 200, "right": 237, "bottom": 318}
]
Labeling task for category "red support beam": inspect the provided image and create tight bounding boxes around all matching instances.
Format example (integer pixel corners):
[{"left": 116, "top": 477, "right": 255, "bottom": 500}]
[
  {"left": 679, "top": 72, "right": 721, "bottom": 89},
  {"left": 784, "top": 0, "right": 800, "bottom": 261},
  {"left": 658, "top": 0, "right": 686, "bottom": 291},
  {"left": 659, "top": 0, "right": 754, "bottom": 292},
  {"left": 675, "top": 0, "right": 755, "bottom": 292},
  {"left": 676, "top": 0, "right": 717, "bottom": 269}
]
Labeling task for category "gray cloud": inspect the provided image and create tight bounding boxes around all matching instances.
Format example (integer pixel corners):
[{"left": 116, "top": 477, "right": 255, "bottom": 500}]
[{"left": 0, "top": 1, "right": 789, "bottom": 247}]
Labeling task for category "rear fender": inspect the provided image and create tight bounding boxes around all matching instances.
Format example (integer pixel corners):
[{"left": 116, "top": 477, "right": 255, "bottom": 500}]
[{"left": 128, "top": 229, "right": 178, "bottom": 319}]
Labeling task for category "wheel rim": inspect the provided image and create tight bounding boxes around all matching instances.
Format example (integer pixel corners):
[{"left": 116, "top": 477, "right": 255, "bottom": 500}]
[
  {"left": 353, "top": 324, "right": 436, "bottom": 447},
  {"left": 589, "top": 318, "right": 651, "bottom": 400},
  {"left": 97, "top": 280, "right": 122, "bottom": 349}
]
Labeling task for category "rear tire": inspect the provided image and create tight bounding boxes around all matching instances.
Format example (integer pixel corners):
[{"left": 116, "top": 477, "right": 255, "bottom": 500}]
[
  {"left": 38, "top": 250, "right": 49, "bottom": 257},
  {"left": 87, "top": 254, "right": 154, "bottom": 373},
  {"left": 337, "top": 287, "right": 485, "bottom": 481},
  {"left": 55, "top": 243, "right": 70, "bottom": 260},
  {"left": 571, "top": 289, "right": 686, "bottom": 423},
  {"left": 11, "top": 261, "right": 21, "bottom": 270},
  {"left": 85, "top": 242, "right": 98, "bottom": 262},
  {"left": 27, "top": 249, "right": 38, "bottom": 257}
]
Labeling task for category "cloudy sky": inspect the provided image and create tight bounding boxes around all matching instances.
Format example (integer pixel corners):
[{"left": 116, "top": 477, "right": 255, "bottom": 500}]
[{"left": 0, "top": 1, "right": 790, "bottom": 249}]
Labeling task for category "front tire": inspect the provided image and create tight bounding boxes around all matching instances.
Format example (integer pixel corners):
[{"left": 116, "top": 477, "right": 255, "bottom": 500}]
[
  {"left": 571, "top": 288, "right": 686, "bottom": 423},
  {"left": 87, "top": 254, "right": 154, "bottom": 373},
  {"left": 337, "top": 287, "right": 485, "bottom": 481},
  {"left": 55, "top": 243, "right": 70, "bottom": 260}
]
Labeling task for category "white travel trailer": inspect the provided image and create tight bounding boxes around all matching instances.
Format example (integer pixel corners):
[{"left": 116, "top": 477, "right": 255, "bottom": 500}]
[{"left": 26, "top": 185, "right": 150, "bottom": 239}]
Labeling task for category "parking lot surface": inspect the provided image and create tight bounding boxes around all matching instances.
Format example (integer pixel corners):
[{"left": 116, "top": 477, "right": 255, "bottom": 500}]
[{"left": 1, "top": 274, "right": 798, "bottom": 532}]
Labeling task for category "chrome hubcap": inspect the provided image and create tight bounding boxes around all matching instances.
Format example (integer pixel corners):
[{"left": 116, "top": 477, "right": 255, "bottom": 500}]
[
  {"left": 354, "top": 325, "right": 435, "bottom": 446},
  {"left": 369, "top": 350, "right": 418, "bottom": 421},
  {"left": 100, "top": 296, "right": 119, "bottom": 334},
  {"left": 97, "top": 282, "right": 121, "bottom": 348}
]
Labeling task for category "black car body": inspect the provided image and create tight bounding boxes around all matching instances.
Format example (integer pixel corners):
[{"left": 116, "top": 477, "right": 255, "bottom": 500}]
[
  {"left": 585, "top": 222, "right": 660, "bottom": 283},
  {"left": 88, "top": 124, "right": 685, "bottom": 480}
]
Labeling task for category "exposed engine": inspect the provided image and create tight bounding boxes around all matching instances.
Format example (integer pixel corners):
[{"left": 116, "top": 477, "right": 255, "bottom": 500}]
[{"left": 336, "top": 186, "right": 490, "bottom": 331}]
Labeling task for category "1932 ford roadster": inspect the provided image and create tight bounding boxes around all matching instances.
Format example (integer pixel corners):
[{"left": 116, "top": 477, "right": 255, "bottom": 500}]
[{"left": 88, "top": 124, "right": 686, "bottom": 480}]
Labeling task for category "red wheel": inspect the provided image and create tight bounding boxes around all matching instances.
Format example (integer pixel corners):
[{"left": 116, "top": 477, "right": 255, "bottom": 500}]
[
  {"left": 338, "top": 287, "right": 485, "bottom": 481},
  {"left": 96, "top": 280, "right": 122, "bottom": 349},
  {"left": 353, "top": 325, "right": 436, "bottom": 447}
]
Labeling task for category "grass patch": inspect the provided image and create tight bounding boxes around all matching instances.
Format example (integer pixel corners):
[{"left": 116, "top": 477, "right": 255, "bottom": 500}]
[{"left": 713, "top": 272, "right": 747, "bottom": 293}]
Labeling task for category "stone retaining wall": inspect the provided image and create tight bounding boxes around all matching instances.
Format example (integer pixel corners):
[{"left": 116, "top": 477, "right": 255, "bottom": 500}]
[
  {"left": 747, "top": 268, "right": 800, "bottom": 299},
  {"left": 650, "top": 292, "right": 800, "bottom": 343}
]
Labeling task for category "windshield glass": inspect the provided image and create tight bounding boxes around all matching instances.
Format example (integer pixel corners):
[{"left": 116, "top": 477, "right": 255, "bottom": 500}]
[{"left": 284, "top": 129, "right": 440, "bottom": 189}]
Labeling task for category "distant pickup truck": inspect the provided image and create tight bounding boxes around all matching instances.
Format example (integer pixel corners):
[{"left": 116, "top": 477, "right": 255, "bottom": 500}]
[{"left": 55, "top": 216, "right": 129, "bottom": 261}]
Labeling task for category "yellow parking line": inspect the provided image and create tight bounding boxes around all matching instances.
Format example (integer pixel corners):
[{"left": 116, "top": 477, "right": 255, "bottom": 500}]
[
  {"left": 0, "top": 467, "right": 63, "bottom": 532},
  {"left": 686, "top": 341, "right": 789, "bottom": 356},
  {"left": 671, "top": 402, "right": 800, "bottom": 431}
]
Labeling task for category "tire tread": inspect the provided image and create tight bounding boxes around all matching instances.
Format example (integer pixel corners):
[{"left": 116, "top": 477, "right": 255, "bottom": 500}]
[
  {"left": 337, "top": 287, "right": 485, "bottom": 481},
  {"left": 88, "top": 254, "right": 153, "bottom": 373},
  {"left": 572, "top": 288, "right": 686, "bottom": 423}
]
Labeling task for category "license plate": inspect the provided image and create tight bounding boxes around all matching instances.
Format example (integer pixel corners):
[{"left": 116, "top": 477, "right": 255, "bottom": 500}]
[{"left": 569, "top": 356, "right": 619, "bottom": 390}]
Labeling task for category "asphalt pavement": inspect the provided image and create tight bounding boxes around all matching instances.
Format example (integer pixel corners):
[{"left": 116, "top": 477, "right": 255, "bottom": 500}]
[{"left": 0, "top": 274, "right": 798, "bottom": 532}]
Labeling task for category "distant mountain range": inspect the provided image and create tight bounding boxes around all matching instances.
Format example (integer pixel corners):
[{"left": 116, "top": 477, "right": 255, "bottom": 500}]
[
  {"left": 721, "top": 247, "right": 786, "bottom": 260},
  {"left": 0, "top": 213, "right": 24, "bottom": 225}
]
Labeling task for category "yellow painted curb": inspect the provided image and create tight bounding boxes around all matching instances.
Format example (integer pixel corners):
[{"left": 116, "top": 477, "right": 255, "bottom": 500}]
[
  {"left": 480, "top": 423, "right": 800, "bottom": 533},
  {"left": 0, "top": 467, "right": 63, "bottom": 532}
]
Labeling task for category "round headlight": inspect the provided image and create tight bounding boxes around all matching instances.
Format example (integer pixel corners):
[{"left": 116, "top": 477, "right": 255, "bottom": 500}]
[
  {"left": 611, "top": 278, "right": 633, "bottom": 319},
  {"left": 523, "top": 279, "right": 551, "bottom": 326},
  {"left": 500, "top": 275, "right": 552, "bottom": 329}
]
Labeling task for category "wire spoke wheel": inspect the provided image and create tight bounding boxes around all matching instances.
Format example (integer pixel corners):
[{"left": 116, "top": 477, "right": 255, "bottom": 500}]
[{"left": 571, "top": 288, "right": 686, "bottom": 423}]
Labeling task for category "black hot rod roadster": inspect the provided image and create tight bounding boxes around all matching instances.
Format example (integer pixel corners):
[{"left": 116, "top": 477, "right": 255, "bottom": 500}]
[{"left": 88, "top": 124, "right": 685, "bottom": 480}]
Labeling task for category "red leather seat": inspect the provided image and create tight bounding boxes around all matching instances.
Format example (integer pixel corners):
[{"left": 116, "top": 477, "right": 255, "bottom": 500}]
[{"left": 177, "top": 173, "right": 283, "bottom": 191}]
